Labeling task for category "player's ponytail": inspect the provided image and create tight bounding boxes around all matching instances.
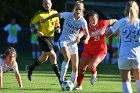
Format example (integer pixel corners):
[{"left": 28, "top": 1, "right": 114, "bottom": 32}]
[{"left": 124, "top": 1, "right": 139, "bottom": 24}]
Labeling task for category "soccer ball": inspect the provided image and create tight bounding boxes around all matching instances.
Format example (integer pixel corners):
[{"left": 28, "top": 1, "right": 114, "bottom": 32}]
[{"left": 62, "top": 80, "right": 74, "bottom": 91}]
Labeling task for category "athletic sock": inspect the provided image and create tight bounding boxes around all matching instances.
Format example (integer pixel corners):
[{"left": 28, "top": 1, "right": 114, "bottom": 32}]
[
  {"left": 30, "top": 59, "right": 41, "bottom": 70},
  {"left": 60, "top": 61, "right": 69, "bottom": 81},
  {"left": 91, "top": 68, "right": 96, "bottom": 75},
  {"left": 70, "top": 71, "right": 78, "bottom": 84},
  {"left": 136, "top": 80, "right": 140, "bottom": 93},
  {"left": 122, "top": 82, "right": 133, "bottom": 93},
  {"left": 51, "top": 64, "right": 60, "bottom": 79},
  {"left": 77, "top": 73, "right": 84, "bottom": 86}
]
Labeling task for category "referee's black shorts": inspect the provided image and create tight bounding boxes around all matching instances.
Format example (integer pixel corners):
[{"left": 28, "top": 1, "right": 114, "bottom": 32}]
[{"left": 38, "top": 36, "right": 54, "bottom": 52}]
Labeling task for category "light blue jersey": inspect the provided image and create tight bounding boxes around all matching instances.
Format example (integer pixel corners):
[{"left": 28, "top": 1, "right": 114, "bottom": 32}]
[
  {"left": 112, "top": 17, "right": 140, "bottom": 60},
  {"left": 59, "top": 12, "right": 88, "bottom": 43}
]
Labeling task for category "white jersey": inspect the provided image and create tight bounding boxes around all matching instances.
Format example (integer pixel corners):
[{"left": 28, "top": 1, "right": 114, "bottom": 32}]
[
  {"left": 111, "top": 17, "right": 140, "bottom": 60},
  {"left": 0, "top": 58, "right": 18, "bottom": 73},
  {"left": 59, "top": 12, "right": 88, "bottom": 43}
]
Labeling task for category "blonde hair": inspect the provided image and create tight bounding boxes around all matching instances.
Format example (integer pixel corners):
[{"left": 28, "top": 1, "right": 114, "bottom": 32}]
[
  {"left": 73, "top": 1, "right": 85, "bottom": 16},
  {"left": 124, "top": 1, "right": 139, "bottom": 24},
  {"left": 5, "top": 47, "right": 17, "bottom": 67}
]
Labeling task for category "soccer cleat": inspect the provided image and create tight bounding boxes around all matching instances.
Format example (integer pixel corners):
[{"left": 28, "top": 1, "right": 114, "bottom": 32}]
[
  {"left": 73, "top": 86, "right": 83, "bottom": 90},
  {"left": 90, "top": 71, "right": 97, "bottom": 85},
  {"left": 26, "top": 65, "right": 33, "bottom": 81}
]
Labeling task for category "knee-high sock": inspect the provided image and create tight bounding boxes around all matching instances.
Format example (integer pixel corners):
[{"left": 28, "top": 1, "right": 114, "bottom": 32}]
[
  {"left": 52, "top": 64, "right": 61, "bottom": 80},
  {"left": 122, "top": 82, "right": 133, "bottom": 93},
  {"left": 30, "top": 59, "right": 41, "bottom": 70},
  {"left": 91, "top": 68, "right": 96, "bottom": 75},
  {"left": 136, "top": 80, "right": 140, "bottom": 93},
  {"left": 77, "top": 73, "right": 84, "bottom": 86},
  {"left": 70, "top": 71, "right": 78, "bottom": 84},
  {"left": 60, "top": 61, "right": 69, "bottom": 81}
]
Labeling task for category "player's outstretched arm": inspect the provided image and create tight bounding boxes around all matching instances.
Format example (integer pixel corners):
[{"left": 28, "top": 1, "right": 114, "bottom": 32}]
[
  {"left": 14, "top": 71, "right": 23, "bottom": 88},
  {"left": 40, "top": 13, "right": 60, "bottom": 23}
]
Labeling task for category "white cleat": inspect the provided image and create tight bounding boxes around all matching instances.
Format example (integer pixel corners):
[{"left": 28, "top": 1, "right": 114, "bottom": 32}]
[
  {"left": 90, "top": 71, "right": 97, "bottom": 85},
  {"left": 74, "top": 86, "right": 83, "bottom": 90}
]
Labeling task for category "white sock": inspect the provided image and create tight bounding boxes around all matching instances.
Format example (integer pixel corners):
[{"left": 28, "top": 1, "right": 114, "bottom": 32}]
[
  {"left": 122, "top": 82, "right": 133, "bottom": 93},
  {"left": 60, "top": 61, "right": 69, "bottom": 81},
  {"left": 32, "top": 51, "right": 36, "bottom": 59},
  {"left": 70, "top": 71, "right": 78, "bottom": 84},
  {"left": 136, "top": 80, "right": 140, "bottom": 93}
]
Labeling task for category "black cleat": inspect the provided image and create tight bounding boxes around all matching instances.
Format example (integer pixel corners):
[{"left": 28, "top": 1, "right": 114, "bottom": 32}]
[{"left": 26, "top": 65, "right": 33, "bottom": 81}]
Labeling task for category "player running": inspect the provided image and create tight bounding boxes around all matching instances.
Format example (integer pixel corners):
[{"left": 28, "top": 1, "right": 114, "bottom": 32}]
[
  {"left": 26, "top": 0, "right": 61, "bottom": 85},
  {"left": 40, "top": 1, "right": 90, "bottom": 86},
  {"left": 74, "top": 11, "right": 116, "bottom": 90}
]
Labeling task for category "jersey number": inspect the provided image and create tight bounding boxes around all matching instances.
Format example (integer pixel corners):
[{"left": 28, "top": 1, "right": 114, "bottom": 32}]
[
  {"left": 94, "top": 36, "right": 100, "bottom": 41},
  {"left": 123, "top": 28, "right": 140, "bottom": 42}
]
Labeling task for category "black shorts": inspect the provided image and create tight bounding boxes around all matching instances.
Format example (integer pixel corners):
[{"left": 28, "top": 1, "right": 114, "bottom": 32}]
[{"left": 38, "top": 36, "right": 54, "bottom": 52}]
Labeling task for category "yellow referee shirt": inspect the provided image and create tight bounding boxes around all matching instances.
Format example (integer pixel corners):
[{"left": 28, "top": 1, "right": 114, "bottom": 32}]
[{"left": 30, "top": 9, "right": 59, "bottom": 37}]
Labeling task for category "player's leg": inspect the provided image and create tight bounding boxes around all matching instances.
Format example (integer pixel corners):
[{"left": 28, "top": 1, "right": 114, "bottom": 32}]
[
  {"left": 49, "top": 49, "right": 61, "bottom": 83},
  {"left": 70, "top": 53, "right": 79, "bottom": 84},
  {"left": 120, "top": 70, "right": 132, "bottom": 93},
  {"left": 132, "top": 69, "right": 140, "bottom": 93},
  {"left": 132, "top": 59, "right": 140, "bottom": 93},
  {"left": 59, "top": 45, "right": 71, "bottom": 82},
  {"left": 26, "top": 37, "right": 50, "bottom": 81},
  {"left": 26, "top": 52, "right": 48, "bottom": 81},
  {"left": 118, "top": 59, "right": 133, "bottom": 93},
  {"left": 88, "top": 54, "right": 106, "bottom": 85},
  {"left": 74, "top": 56, "right": 89, "bottom": 90}
]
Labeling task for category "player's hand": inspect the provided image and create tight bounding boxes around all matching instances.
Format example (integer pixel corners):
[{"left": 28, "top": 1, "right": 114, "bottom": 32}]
[
  {"left": 83, "top": 36, "right": 89, "bottom": 44},
  {"left": 55, "top": 27, "right": 61, "bottom": 33},
  {"left": 37, "top": 32, "right": 44, "bottom": 37},
  {"left": 83, "top": 39, "right": 88, "bottom": 44},
  {"left": 76, "top": 36, "right": 80, "bottom": 44}
]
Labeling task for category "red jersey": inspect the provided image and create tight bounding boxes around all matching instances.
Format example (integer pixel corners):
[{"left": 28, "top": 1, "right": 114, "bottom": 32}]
[{"left": 82, "top": 20, "right": 110, "bottom": 57}]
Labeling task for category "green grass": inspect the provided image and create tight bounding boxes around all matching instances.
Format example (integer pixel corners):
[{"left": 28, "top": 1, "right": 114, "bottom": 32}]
[{"left": 0, "top": 51, "right": 137, "bottom": 93}]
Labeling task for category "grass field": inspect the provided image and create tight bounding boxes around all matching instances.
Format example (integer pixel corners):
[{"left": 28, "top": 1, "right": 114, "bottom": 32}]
[{"left": 0, "top": 51, "right": 137, "bottom": 93}]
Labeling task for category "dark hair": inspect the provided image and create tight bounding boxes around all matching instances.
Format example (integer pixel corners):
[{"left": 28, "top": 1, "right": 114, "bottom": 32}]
[{"left": 87, "top": 10, "right": 99, "bottom": 19}]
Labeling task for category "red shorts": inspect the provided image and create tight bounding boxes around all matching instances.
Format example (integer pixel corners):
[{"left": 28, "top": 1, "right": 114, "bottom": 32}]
[{"left": 81, "top": 48, "right": 107, "bottom": 60}]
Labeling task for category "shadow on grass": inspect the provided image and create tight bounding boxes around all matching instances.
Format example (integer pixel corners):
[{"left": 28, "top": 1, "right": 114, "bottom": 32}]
[{"left": 22, "top": 88, "right": 51, "bottom": 91}]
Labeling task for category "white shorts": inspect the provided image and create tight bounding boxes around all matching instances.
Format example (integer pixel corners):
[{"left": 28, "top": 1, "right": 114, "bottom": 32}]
[
  {"left": 118, "top": 58, "right": 140, "bottom": 70},
  {"left": 58, "top": 40, "right": 78, "bottom": 55}
]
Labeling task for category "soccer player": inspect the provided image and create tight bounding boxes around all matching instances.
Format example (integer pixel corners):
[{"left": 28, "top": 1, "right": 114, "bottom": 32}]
[
  {"left": 105, "top": 1, "right": 140, "bottom": 93},
  {"left": 40, "top": 1, "right": 90, "bottom": 86},
  {"left": 4, "top": 18, "right": 21, "bottom": 48},
  {"left": 30, "top": 24, "right": 40, "bottom": 60},
  {"left": 74, "top": 11, "right": 116, "bottom": 90},
  {"left": 26, "top": 0, "right": 61, "bottom": 85},
  {"left": 0, "top": 47, "right": 23, "bottom": 88}
]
